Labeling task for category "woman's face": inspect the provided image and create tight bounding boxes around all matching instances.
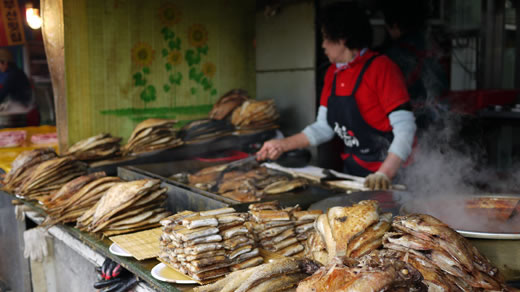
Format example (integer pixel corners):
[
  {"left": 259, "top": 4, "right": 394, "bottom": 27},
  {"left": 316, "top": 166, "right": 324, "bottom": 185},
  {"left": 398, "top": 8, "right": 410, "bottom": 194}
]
[{"left": 321, "top": 37, "right": 354, "bottom": 64}]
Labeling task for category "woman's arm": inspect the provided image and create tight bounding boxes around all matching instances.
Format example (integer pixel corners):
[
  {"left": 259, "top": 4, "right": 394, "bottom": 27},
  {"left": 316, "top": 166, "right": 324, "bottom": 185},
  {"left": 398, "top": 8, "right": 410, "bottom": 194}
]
[
  {"left": 256, "top": 106, "right": 335, "bottom": 161},
  {"left": 256, "top": 133, "right": 310, "bottom": 161},
  {"left": 377, "top": 152, "right": 402, "bottom": 179},
  {"left": 384, "top": 109, "right": 416, "bottom": 179},
  {"left": 365, "top": 109, "right": 416, "bottom": 189}
]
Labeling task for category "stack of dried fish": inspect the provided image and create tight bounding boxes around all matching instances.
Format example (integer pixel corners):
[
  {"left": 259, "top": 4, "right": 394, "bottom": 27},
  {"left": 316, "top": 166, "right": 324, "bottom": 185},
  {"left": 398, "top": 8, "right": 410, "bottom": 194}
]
[
  {"left": 77, "top": 179, "right": 170, "bottom": 236},
  {"left": 186, "top": 164, "right": 308, "bottom": 203},
  {"left": 193, "top": 258, "right": 308, "bottom": 292},
  {"left": 292, "top": 210, "right": 322, "bottom": 243},
  {"left": 41, "top": 171, "right": 107, "bottom": 210},
  {"left": 178, "top": 119, "right": 234, "bottom": 144},
  {"left": 248, "top": 202, "right": 305, "bottom": 257},
  {"left": 43, "top": 173, "right": 122, "bottom": 224},
  {"left": 159, "top": 207, "right": 263, "bottom": 282},
  {"left": 209, "top": 89, "right": 249, "bottom": 120},
  {"left": 15, "top": 156, "right": 88, "bottom": 201},
  {"left": 231, "top": 99, "right": 279, "bottom": 132},
  {"left": 122, "top": 119, "right": 182, "bottom": 155},
  {"left": 65, "top": 133, "right": 121, "bottom": 161},
  {"left": 296, "top": 250, "right": 426, "bottom": 291},
  {"left": 383, "top": 214, "right": 508, "bottom": 291},
  {"left": 305, "top": 200, "right": 392, "bottom": 265},
  {"left": 2, "top": 148, "right": 57, "bottom": 192}
]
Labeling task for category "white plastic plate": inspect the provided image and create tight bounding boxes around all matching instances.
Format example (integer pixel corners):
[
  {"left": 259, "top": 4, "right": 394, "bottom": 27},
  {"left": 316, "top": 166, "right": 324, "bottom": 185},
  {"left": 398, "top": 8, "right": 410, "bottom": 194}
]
[
  {"left": 109, "top": 243, "right": 132, "bottom": 257},
  {"left": 150, "top": 263, "right": 198, "bottom": 284}
]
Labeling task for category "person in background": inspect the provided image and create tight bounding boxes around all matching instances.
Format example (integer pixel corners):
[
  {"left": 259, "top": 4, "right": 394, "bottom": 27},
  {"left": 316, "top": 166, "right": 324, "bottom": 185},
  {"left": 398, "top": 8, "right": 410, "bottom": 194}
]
[
  {"left": 257, "top": 2, "right": 416, "bottom": 190},
  {"left": 0, "top": 47, "right": 39, "bottom": 125},
  {"left": 377, "top": 0, "right": 449, "bottom": 132}
]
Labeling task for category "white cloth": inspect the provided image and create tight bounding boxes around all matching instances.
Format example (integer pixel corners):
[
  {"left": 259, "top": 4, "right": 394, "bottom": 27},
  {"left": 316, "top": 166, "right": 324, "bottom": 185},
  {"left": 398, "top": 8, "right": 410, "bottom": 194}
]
[
  {"left": 302, "top": 106, "right": 335, "bottom": 146},
  {"left": 387, "top": 110, "right": 416, "bottom": 161},
  {"left": 14, "top": 205, "right": 31, "bottom": 221},
  {"left": 23, "top": 227, "right": 50, "bottom": 262}
]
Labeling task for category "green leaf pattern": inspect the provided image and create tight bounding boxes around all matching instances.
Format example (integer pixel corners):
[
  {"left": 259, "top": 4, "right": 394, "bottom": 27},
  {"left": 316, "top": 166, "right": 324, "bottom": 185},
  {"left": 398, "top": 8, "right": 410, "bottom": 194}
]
[{"left": 133, "top": 6, "right": 218, "bottom": 106}]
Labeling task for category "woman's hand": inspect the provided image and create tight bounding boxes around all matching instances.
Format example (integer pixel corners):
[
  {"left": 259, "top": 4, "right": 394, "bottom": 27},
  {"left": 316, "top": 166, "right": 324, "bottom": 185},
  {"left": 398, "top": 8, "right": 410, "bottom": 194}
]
[
  {"left": 364, "top": 152, "right": 402, "bottom": 190},
  {"left": 256, "top": 139, "right": 287, "bottom": 161},
  {"left": 364, "top": 172, "right": 390, "bottom": 190}
]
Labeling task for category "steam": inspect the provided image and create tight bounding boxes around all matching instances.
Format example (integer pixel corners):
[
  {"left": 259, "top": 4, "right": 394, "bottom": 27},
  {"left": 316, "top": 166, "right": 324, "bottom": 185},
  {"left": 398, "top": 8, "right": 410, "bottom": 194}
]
[
  {"left": 400, "top": 112, "right": 483, "bottom": 196},
  {"left": 396, "top": 111, "right": 520, "bottom": 233}
]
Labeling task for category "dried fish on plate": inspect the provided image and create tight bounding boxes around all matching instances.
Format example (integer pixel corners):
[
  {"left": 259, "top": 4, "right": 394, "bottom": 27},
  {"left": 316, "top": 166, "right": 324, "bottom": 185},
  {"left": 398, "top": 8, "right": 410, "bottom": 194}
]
[
  {"left": 42, "top": 172, "right": 106, "bottom": 210},
  {"left": 159, "top": 207, "right": 263, "bottom": 282},
  {"left": 193, "top": 258, "right": 303, "bottom": 292},
  {"left": 306, "top": 200, "right": 387, "bottom": 264},
  {"left": 122, "top": 119, "right": 183, "bottom": 155},
  {"left": 65, "top": 133, "right": 121, "bottom": 161},
  {"left": 209, "top": 89, "right": 249, "bottom": 120},
  {"left": 78, "top": 179, "right": 171, "bottom": 235},
  {"left": 15, "top": 156, "right": 88, "bottom": 200},
  {"left": 179, "top": 119, "right": 235, "bottom": 144},
  {"left": 263, "top": 178, "right": 308, "bottom": 195},
  {"left": 296, "top": 250, "right": 426, "bottom": 292},
  {"left": 231, "top": 99, "right": 280, "bottom": 132},
  {"left": 2, "top": 148, "right": 57, "bottom": 191},
  {"left": 383, "top": 214, "right": 508, "bottom": 291},
  {"left": 44, "top": 176, "right": 122, "bottom": 225}
]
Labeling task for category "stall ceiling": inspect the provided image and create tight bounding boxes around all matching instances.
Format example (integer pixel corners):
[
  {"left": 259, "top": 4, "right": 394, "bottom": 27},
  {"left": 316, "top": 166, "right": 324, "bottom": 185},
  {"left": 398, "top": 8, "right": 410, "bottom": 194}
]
[{"left": 63, "top": 0, "right": 256, "bottom": 145}]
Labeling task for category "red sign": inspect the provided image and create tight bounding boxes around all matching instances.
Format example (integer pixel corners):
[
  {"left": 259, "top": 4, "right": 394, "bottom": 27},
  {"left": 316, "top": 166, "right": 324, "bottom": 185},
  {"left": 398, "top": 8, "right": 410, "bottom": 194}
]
[{"left": 0, "top": 0, "right": 25, "bottom": 46}]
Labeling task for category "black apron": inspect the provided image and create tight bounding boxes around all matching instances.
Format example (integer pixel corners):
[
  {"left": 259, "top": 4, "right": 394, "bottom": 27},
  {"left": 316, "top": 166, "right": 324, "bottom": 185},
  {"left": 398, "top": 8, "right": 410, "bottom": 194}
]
[{"left": 326, "top": 55, "right": 394, "bottom": 177}]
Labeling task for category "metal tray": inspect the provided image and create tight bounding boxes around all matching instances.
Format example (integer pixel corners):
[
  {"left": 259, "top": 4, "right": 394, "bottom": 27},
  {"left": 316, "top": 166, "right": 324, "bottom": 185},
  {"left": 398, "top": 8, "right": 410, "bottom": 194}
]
[
  {"left": 399, "top": 193, "right": 520, "bottom": 240},
  {"left": 309, "top": 191, "right": 520, "bottom": 281},
  {"left": 118, "top": 166, "right": 230, "bottom": 213},
  {"left": 309, "top": 191, "right": 520, "bottom": 240},
  {"left": 120, "top": 160, "right": 345, "bottom": 210},
  {"left": 88, "top": 129, "right": 277, "bottom": 175},
  {"left": 456, "top": 230, "right": 520, "bottom": 240}
]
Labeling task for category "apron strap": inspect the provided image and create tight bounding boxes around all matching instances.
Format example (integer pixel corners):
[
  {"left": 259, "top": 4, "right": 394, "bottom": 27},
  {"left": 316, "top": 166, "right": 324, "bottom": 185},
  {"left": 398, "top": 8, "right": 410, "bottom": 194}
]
[{"left": 351, "top": 54, "right": 381, "bottom": 96}]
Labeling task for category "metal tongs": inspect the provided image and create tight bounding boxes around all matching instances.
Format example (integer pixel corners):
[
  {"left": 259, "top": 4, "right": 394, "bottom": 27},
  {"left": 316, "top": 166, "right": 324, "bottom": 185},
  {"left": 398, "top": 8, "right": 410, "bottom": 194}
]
[
  {"left": 320, "top": 169, "right": 365, "bottom": 183},
  {"left": 320, "top": 168, "right": 407, "bottom": 191}
]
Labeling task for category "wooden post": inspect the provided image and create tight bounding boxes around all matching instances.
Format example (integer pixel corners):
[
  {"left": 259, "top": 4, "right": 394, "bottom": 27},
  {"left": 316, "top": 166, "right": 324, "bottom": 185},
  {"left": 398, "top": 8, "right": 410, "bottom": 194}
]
[{"left": 41, "top": 0, "right": 67, "bottom": 153}]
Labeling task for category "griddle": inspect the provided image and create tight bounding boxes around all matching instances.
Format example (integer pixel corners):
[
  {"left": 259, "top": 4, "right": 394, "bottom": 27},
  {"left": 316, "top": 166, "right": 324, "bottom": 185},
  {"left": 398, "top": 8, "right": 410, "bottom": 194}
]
[
  {"left": 119, "top": 159, "right": 346, "bottom": 210},
  {"left": 88, "top": 129, "right": 277, "bottom": 175}
]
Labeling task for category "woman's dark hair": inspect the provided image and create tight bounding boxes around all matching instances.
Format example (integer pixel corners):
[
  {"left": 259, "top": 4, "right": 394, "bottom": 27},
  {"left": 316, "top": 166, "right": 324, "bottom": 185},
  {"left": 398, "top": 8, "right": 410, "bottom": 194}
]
[{"left": 319, "top": 2, "right": 373, "bottom": 49}]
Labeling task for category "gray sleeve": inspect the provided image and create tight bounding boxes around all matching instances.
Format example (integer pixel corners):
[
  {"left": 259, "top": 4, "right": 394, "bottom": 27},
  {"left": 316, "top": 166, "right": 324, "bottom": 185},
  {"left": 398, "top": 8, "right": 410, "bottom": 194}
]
[
  {"left": 302, "top": 106, "right": 335, "bottom": 146},
  {"left": 388, "top": 110, "right": 417, "bottom": 161}
]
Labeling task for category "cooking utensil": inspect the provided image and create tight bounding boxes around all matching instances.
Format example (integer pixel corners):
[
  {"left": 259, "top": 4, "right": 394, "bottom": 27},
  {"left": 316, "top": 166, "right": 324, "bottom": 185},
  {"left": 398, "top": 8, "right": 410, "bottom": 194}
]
[
  {"left": 319, "top": 169, "right": 407, "bottom": 191},
  {"left": 275, "top": 149, "right": 311, "bottom": 168},
  {"left": 320, "top": 169, "right": 364, "bottom": 183}
]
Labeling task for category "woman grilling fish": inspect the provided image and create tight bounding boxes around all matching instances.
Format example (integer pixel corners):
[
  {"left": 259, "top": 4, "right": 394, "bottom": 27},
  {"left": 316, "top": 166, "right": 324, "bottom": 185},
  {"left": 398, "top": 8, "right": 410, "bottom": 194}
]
[{"left": 256, "top": 2, "right": 416, "bottom": 190}]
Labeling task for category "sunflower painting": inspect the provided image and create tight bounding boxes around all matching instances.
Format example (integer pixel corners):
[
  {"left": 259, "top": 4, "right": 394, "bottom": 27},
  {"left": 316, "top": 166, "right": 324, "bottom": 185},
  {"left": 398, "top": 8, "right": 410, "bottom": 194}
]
[
  {"left": 131, "top": 42, "right": 155, "bottom": 67},
  {"left": 202, "top": 62, "right": 216, "bottom": 78},
  {"left": 159, "top": 3, "right": 182, "bottom": 27},
  {"left": 167, "top": 50, "right": 183, "bottom": 66},
  {"left": 187, "top": 24, "right": 208, "bottom": 48}
]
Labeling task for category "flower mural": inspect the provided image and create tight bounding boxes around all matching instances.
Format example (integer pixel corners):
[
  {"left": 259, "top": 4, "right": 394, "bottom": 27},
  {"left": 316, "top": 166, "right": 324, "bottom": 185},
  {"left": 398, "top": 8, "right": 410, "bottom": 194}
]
[
  {"left": 187, "top": 24, "right": 208, "bottom": 48},
  {"left": 132, "top": 42, "right": 157, "bottom": 104},
  {"left": 202, "top": 62, "right": 216, "bottom": 78},
  {"left": 131, "top": 42, "right": 155, "bottom": 67},
  {"left": 159, "top": 3, "right": 181, "bottom": 27},
  {"left": 167, "top": 50, "right": 183, "bottom": 66}
]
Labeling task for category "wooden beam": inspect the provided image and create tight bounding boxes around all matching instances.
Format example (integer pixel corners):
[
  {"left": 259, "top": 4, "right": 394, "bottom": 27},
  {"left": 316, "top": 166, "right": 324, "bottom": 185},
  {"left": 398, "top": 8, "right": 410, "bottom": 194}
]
[{"left": 41, "top": 0, "right": 67, "bottom": 153}]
